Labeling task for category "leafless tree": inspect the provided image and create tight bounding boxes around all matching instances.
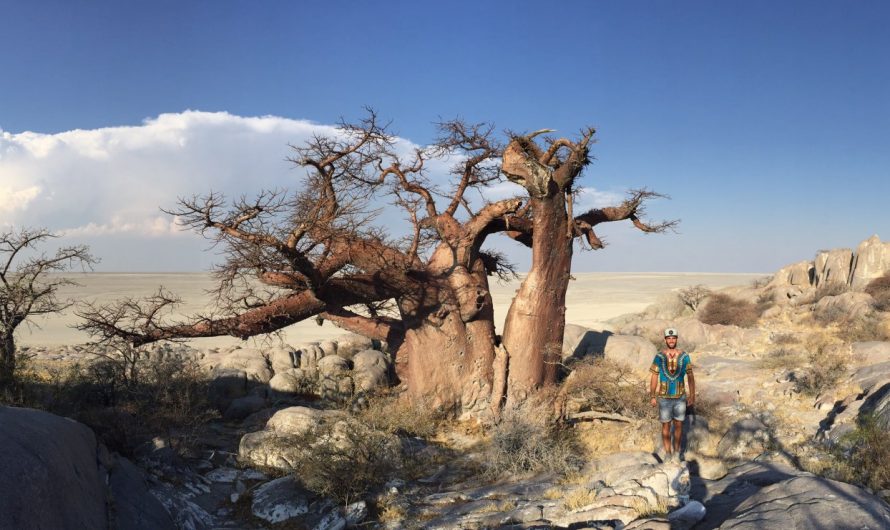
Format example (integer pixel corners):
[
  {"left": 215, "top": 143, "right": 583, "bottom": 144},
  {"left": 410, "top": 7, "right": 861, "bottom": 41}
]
[
  {"left": 77, "top": 111, "right": 675, "bottom": 419},
  {"left": 0, "top": 228, "right": 95, "bottom": 388},
  {"left": 678, "top": 284, "right": 712, "bottom": 312}
]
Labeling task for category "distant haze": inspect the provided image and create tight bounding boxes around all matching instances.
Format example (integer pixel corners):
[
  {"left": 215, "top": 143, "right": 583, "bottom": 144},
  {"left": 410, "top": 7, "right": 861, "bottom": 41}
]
[{"left": 19, "top": 272, "right": 764, "bottom": 348}]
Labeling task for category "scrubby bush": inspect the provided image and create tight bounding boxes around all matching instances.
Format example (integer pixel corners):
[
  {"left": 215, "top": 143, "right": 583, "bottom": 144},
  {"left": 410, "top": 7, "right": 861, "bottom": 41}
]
[
  {"left": 750, "top": 275, "right": 773, "bottom": 288},
  {"left": 678, "top": 284, "right": 711, "bottom": 312},
  {"left": 759, "top": 348, "right": 805, "bottom": 371},
  {"left": 6, "top": 354, "right": 215, "bottom": 455},
  {"left": 825, "top": 414, "right": 890, "bottom": 492},
  {"left": 771, "top": 332, "right": 799, "bottom": 346},
  {"left": 698, "top": 293, "right": 762, "bottom": 327},
  {"left": 485, "top": 411, "right": 581, "bottom": 477},
  {"left": 837, "top": 311, "right": 890, "bottom": 343},
  {"left": 794, "top": 347, "right": 847, "bottom": 396},
  {"left": 865, "top": 272, "right": 890, "bottom": 312},
  {"left": 356, "top": 391, "right": 447, "bottom": 439},
  {"left": 561, "top": 357, "right": 650, "bottom": 419},
  {"left": 291, "top": 417, "right": 405, "bottom": 503}
]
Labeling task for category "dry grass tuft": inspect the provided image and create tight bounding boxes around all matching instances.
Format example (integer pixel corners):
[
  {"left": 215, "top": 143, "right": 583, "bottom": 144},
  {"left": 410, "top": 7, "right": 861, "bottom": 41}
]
[
  {"left": 484, "top": 401, "right": 582, "bottom": 478},
  {"left": 563, "top": 487, "right": 598, "bottom": 511},
  {"left": 812, "top": 414, "right": 890, "bottom": 492},
  {"left": 698, "top": 293, "right": 763, "bottom": 327},
  {"left": 793, "top": 345, "right": 848, "bottom": 396},
  {"left": 771, "top": 332, "right": 800, "bottom": 345},
  {"left": 837, "top": 312, "right": 890, "bottom": 343},
  {"left": 355, "top": 391, "right": 447, "bottom": 439},
  {"left": 759, "top": 347, "right": 806, "bottom": 371},
  {"left": 561, "top": 357, "right": 650, "bottom": 420}
]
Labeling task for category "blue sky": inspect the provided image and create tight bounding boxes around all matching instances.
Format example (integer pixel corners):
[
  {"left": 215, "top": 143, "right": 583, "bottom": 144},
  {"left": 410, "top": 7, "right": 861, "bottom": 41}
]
[{"left": 1, "top": 0, "right": 888, "bottom": 273}]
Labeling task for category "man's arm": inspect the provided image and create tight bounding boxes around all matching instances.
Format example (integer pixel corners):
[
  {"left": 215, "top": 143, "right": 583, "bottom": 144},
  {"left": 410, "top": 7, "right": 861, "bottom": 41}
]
[
  {"left": 687, "top": 371, "right": 696, "bottom": 406},
  {"left": 649, "top": 372, "right": 658, "bottom": 406}
]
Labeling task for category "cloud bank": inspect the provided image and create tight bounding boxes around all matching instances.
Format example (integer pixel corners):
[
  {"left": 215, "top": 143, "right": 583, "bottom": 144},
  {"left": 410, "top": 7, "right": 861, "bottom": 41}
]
[{"left": 0, "top": 111, "right": 626, "bottom": 270}]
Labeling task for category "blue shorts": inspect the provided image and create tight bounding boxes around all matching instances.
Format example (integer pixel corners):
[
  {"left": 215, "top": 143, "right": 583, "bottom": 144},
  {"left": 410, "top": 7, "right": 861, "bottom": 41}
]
[{"left": 658, "top": 397, "right": 686, "bottom": 422}]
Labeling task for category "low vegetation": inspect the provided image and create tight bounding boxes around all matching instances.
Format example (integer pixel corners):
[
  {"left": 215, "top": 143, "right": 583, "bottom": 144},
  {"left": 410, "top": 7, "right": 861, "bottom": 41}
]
[
  {"left": 793, "top": 346, "right": 848, "bottom": 396},
  {"left": 678, "top": 284, "right": 711, "bottom": 312},
  {"left": 837, "top": 312, "right": 890, "bottom": 343},
  {"left": 698, "top": 293, "right": 763, "bottom": 327},
  {"left": 485, "top": 409, "right": 581, "bottom": 477},
  {"left": 561, "top": 357, "right": 651, "bottom": 420},
  {"left": 290, "top": 417, "right": 406, "bottom": 503},
  {"left": 6, "top": 353, "right": 215, "bottom": 455},
  {"left": 817, "top": 414, "right": 890, "bottom": 492},
  {"left": 759, "top": 347, "right": 806, "bottom": 371}
]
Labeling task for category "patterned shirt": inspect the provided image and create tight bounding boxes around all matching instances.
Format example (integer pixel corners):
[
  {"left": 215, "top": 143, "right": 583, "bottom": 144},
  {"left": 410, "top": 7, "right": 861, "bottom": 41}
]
[{"left": 649, "top": 351, "right": 693, "bottom": 398}]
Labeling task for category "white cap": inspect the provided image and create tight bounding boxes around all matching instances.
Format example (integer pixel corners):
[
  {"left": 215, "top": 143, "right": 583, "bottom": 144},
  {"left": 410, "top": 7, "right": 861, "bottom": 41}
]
[{"left": 664, "top": 328, "right": 678, "bottom": 338}]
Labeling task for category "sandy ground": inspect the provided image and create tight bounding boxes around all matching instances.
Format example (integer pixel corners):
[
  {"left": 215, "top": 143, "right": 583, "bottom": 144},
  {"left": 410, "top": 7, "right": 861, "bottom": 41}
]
[{"left": 19, "top": 272, "right": 765, "bottom": 349}]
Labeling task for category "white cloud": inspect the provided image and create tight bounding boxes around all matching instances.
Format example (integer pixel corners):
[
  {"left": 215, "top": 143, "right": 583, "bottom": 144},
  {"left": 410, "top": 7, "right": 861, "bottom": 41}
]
[
  {"left": 0, "top": 185, "right": 41, "bottom": 212},
  {"left": 0, "top": 111, "right": 340, "bottom": 236},
  {"left": 0, "top": 111, "right": 635, "bottom": 270},
  {"left": 574, "top": 187, "right": 624, "bottom": 211}
]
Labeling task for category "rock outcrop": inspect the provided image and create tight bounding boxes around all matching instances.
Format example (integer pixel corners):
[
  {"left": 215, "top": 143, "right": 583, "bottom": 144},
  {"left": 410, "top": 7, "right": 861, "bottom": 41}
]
[
  {"left": 852, "top": 235, "right": 890, "bottom": 289},
  {"left": 0, "top": 406, "right": 175, "bottom": 530},
  {"left": 769, "top": 235, "right": 890, "bottom": 296}
]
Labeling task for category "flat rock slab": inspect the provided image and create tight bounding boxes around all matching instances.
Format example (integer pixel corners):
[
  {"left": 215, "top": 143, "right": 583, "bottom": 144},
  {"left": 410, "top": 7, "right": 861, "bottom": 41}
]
[{"left": 717, "top": 475, "right": 890, "bottom": 529}]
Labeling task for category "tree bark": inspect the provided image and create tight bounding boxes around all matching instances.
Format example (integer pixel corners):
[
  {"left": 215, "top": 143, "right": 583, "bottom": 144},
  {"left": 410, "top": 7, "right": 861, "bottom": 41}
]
[
  {"left": 0, "top": 332, "right": 16, "bottom": 389},
  {"left": 501, "top": 190, "right": 573, "bottom": 405},
  {"left": 394, "top": 261, "right": 499, "bottom": 420}
]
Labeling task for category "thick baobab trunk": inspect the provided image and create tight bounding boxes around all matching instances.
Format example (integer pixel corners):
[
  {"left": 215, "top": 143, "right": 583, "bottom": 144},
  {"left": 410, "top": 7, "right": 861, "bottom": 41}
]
[
  {"left": 394, "top": 311, "right": 498, "bottom": 418},
  {"left": 0, "top": 332, "right": 16, "bottom": 388},
  {"left": 394, "top": 258, "right": 500, "bottom": 419},
  {"left": 501, "top": 191, "right": 573, "bottom": 404}
]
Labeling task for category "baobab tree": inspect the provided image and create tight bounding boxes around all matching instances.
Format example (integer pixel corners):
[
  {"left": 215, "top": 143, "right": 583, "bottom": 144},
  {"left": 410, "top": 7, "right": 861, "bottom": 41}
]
[
  {"left": 78, "top": 112, "right": 674, "bottom": 418},
  {"left": 0, "top": 228, "right": 95, "bottom": 389}
]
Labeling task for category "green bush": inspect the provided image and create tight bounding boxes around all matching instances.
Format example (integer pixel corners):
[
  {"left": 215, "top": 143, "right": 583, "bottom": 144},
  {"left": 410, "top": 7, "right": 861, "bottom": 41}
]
[{"left": 698, "top": 293, "right": 762, "bottom": 327}]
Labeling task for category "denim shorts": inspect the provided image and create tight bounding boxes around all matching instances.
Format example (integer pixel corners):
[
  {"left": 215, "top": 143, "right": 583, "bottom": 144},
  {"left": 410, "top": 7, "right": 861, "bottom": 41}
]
[{"left": 658, "top": 397, "right": 686, "bottom": 422}]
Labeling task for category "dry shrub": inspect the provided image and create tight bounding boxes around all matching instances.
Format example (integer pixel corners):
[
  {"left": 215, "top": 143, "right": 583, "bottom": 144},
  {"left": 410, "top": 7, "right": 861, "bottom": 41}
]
[
  {"left": 698, "top": 293, "right": 762, "bottom": 327},
  {"left": 794, "top": 346, "right": 847, "bottom": 396},
  {"left": 292, "top": 417, "right": 404, "bottom": 503},
  {"left": 865, "top": 272, "right": 890, "bottom": 312},
  {"left": 563, "top": 488, "right": 598, "bottom": 510},
  {"left": 678, "top": 284, "right": 711, "bottom": 312},
  {"left": 356, "top": 392, "right": 447, "bottom": 439},
  {"left": 485, "top": 401, "right": 582, "bottom": 478},
  {"left": 562, "top": 357, "right": 650, "bottom": 419},
  {"left": 837, "top": 312, "right": 890, "bottom": 343},
  {"left": 759, "top": 347, "right": 806, "bottom": 371},
  {"left": 771, "top": 332, "right": 799, "bottom": 346},
  {"left": 9, "top": 355, "right": 215, "bottom": 455},
  {"left": 825, "top": 414, "right": 890, "bottom": 491},
  {"left": 751, "top": 275, "right": 773, "bottom": 289}
]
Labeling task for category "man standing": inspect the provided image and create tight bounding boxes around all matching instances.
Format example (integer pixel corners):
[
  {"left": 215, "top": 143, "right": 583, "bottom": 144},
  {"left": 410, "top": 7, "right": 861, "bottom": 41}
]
[{"left": 649, "top": 328, "right": 695, "bottom": 462}]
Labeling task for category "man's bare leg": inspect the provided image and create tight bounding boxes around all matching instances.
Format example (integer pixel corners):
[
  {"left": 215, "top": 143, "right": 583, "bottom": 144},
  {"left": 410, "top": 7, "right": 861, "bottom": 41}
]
[
  {"left": 672, "top": 419, "right": 683, "bottom": 455},
  {"left": 662, "top": 422, "right": 672, "bottom": 456}
]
